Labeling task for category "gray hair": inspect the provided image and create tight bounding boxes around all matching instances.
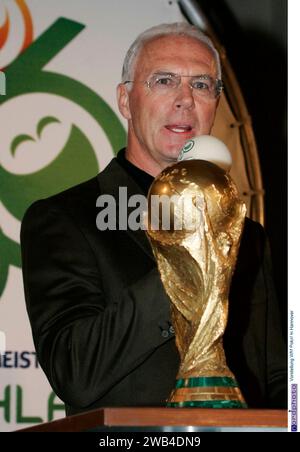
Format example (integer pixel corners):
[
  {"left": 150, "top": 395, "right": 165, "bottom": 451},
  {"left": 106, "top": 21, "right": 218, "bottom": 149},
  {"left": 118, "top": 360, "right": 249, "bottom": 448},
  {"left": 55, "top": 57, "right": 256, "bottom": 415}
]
[{"left": 121, "top": 22, "right": 222, "bottom": 83}]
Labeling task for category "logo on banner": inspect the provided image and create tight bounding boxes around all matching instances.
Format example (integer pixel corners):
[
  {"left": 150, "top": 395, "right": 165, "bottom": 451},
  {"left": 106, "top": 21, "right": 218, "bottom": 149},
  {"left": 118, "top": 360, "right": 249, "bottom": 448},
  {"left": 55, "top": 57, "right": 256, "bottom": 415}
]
[
  {"left": 0, "top": 0, "right": 33, "bottom": 71},
  {"left": 0, "top": 2, "right": 126, "bottom": 298}
]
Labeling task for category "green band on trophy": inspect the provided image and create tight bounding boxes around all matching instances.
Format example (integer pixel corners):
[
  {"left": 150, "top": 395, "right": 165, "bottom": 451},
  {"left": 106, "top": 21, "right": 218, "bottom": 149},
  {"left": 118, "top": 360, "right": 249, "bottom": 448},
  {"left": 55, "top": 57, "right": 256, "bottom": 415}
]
[
  {"left": 167, "top": 400, "right": 248, "bottom": 408},
  {"left": 175, "top": 377, "right": 239, "bottom": 389}
]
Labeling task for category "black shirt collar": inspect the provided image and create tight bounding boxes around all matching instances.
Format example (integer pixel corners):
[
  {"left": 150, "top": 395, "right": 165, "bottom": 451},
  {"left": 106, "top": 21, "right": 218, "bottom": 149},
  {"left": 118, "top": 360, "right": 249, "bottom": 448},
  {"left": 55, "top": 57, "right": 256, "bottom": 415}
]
[{"left": 116, "top": 148, "right": 154, "bottom": 194}]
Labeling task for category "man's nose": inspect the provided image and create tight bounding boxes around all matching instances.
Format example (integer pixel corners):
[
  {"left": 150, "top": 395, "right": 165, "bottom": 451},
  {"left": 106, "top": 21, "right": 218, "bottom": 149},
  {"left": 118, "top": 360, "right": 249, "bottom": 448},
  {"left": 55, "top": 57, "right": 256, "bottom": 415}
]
[{"left": 173, "top": 81, "right": 195, "bottom": 110}]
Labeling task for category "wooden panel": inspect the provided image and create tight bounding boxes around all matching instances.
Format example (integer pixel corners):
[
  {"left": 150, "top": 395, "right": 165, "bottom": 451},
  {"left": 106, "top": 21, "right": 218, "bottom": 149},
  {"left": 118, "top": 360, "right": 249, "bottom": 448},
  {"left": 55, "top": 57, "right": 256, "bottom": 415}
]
[{"left": 17, "top": 408, "right": 287, "bottom": 432}]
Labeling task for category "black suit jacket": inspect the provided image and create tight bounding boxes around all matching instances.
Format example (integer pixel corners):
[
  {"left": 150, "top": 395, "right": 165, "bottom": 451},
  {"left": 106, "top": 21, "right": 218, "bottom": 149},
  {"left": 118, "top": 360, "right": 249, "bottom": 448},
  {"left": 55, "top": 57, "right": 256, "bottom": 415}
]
[{"left": 21, "top": 157, "right": 287, "bottom": 415}]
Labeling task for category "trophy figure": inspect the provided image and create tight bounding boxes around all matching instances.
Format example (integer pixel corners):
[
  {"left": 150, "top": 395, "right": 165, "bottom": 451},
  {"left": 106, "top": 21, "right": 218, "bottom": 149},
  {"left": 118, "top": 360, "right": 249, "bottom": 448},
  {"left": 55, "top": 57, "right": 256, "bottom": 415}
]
[{"left": 146, "top": 137, "right": 247, "bottom": 408}]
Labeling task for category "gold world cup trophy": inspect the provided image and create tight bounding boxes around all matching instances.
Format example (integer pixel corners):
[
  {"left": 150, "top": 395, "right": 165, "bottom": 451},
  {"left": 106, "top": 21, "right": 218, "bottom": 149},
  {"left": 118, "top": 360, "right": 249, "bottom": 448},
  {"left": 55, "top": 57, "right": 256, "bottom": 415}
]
[{"left": 146, "top": 136, "right": 247, "bottom": 408}]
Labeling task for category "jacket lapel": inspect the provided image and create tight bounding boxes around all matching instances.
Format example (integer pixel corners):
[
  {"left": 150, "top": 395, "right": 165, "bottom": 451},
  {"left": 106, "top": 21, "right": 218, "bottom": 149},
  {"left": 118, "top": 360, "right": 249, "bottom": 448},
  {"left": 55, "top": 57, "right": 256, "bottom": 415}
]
[{"left": 96, "top": 158, "right": 155, "bottom": 261}]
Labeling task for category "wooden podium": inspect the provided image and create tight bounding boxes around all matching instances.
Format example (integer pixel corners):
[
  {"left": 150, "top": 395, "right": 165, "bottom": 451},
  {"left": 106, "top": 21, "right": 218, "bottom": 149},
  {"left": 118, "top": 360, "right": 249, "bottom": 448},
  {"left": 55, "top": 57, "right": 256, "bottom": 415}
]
[{"left": 17, "top": 408, "right": 287, "bottom": 432}]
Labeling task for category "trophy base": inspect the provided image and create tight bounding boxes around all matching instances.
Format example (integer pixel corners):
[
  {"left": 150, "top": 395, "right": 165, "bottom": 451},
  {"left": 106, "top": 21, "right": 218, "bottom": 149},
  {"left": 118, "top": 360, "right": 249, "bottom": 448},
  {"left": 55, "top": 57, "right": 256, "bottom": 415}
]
[{"left": 167, "top": 376, "right": 247, "bottom": 408}]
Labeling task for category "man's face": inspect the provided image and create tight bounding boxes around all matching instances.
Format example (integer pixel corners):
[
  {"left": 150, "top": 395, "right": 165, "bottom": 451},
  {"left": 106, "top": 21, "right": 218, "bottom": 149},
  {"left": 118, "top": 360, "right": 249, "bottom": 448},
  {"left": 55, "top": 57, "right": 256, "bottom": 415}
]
[{"left": 118, "top": 35, "right": 219, "bottom": 175}]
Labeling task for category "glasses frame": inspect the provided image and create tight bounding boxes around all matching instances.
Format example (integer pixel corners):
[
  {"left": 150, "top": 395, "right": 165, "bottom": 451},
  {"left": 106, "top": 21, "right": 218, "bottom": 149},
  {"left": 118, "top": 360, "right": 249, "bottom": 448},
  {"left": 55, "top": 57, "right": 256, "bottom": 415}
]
[{"left": 124, "top": 72, "right": 223, "bottom": 98}]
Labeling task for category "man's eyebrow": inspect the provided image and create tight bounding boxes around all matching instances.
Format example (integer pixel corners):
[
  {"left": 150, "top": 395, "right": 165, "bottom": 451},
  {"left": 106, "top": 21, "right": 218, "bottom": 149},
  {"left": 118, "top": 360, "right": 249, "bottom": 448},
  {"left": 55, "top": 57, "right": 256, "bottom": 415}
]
[
  {"left": 152, "top": 70, "right": 176, "bottom": 76},
  {"left": 152, "top": 71, "right": 212, "bottom": 77}
]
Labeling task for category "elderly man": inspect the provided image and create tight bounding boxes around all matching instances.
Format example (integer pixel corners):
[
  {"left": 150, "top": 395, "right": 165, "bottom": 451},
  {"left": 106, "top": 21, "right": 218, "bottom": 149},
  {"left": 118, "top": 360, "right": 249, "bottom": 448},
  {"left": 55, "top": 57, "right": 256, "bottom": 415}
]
[{"left": 21, "top": 23, "right": 286, "bottom": 416}]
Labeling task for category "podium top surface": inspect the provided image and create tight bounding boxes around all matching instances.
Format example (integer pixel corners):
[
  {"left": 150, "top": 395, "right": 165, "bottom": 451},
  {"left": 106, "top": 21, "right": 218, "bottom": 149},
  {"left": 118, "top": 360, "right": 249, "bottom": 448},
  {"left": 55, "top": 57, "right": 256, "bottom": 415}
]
[{"left": 18, "top": 407, "right": 287, "bottom": 432}]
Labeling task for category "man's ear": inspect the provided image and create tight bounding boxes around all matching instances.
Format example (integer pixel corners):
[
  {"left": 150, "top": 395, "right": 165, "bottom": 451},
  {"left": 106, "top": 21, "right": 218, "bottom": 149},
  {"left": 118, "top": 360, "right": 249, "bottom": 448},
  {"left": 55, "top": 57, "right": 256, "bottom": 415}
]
[{"left": 117, "top": 83, "right": 131, "bottom": 120}]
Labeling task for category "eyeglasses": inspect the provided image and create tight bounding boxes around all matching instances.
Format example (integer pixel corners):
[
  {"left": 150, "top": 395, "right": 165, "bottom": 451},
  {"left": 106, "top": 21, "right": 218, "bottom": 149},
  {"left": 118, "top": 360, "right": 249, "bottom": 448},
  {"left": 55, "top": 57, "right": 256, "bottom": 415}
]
[{"left": 124, "top": 72, "right": 223, "bottom": 99}]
